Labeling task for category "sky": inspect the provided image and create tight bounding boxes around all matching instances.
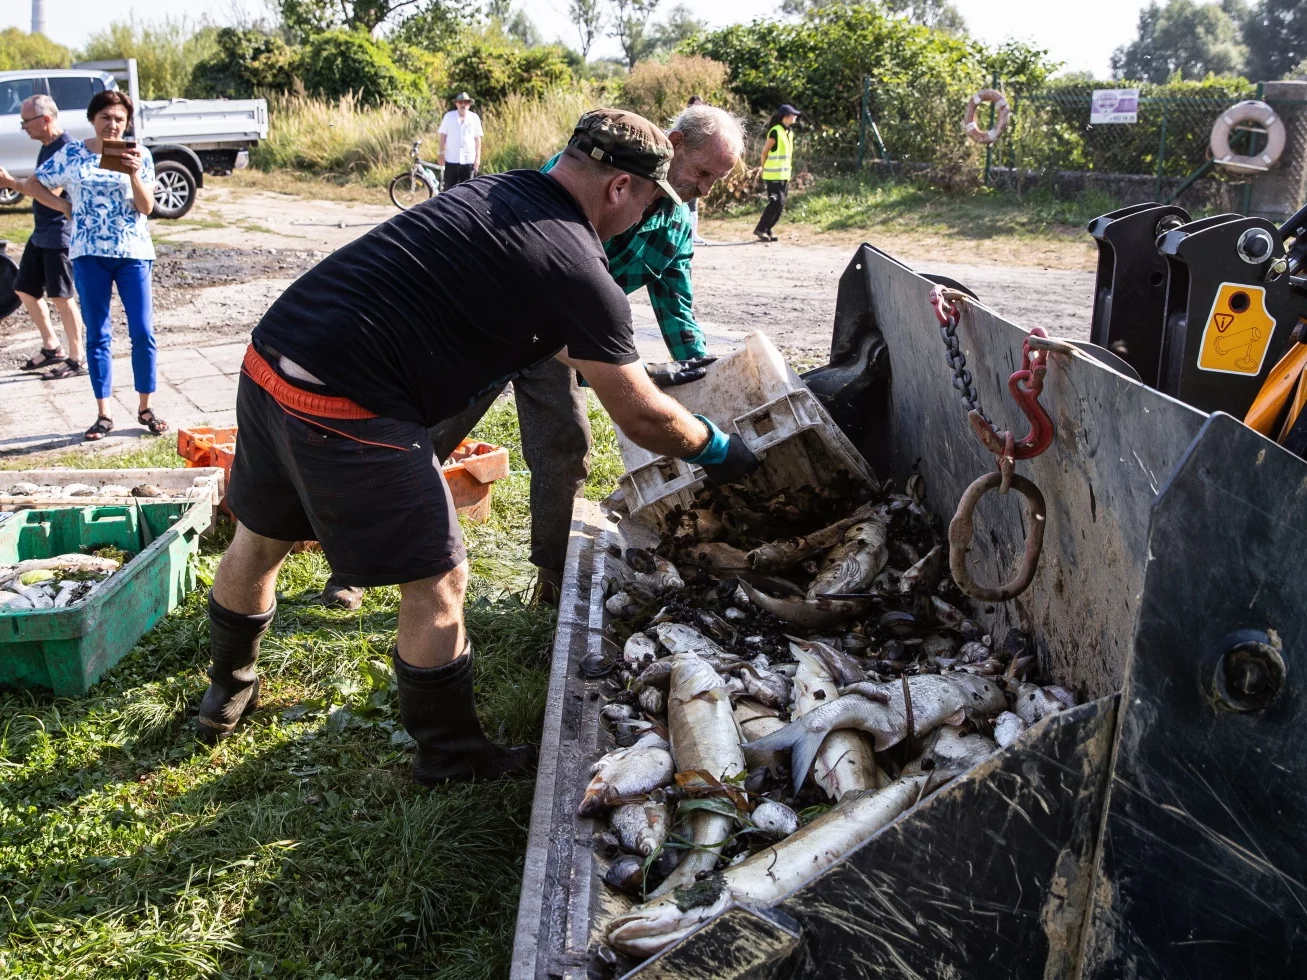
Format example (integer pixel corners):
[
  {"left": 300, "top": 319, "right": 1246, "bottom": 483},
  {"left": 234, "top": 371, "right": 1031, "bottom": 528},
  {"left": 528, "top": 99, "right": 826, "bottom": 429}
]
[{"left": 3, "top": 0, "right": 1153, "bottom": 78}]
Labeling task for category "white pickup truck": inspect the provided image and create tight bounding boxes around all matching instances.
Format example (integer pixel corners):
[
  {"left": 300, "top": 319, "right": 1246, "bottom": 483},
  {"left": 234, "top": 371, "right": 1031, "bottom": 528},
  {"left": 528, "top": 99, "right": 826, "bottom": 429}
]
[{"left": 0, "top": 58, "right": 267, "bottom": 220}]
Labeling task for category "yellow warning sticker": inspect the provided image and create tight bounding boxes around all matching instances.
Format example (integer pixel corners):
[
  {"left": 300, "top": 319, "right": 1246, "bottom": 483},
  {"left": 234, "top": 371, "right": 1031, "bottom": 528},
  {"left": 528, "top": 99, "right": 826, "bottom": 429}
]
[{"left": 1196, "top": 283, "right": 1277, "bottom": 376}]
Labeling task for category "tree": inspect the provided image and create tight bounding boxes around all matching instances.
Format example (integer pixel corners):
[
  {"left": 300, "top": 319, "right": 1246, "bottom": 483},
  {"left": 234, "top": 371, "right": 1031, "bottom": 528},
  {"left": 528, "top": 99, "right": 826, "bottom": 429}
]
[
  {"left": 609, "top": 0, "right": 661, "bottom": 69},
  {"left": 191, "top": 28, "right": 297, "bottom": 98},
  {"left": 391, "top": 0, "right": 473, "bottom": 50},
  {"left": 506, "top": 8, "right": 543, "bottom": 46},
  {"left": 1241, "top": 0, "right": 1306, "bottom": 80},
  {"left": 279, "top": 0, "right": 424, "bottom": 41},
  {"left": 0, "top": 27, "right": 72, "bottom": 70},
  {"left": 779, "top": 0, "right": 967, "bottom": 32},
  {"left": 1110, "top": 0, "right": 1246, "bottom": 82},
  {"left": 484, "top": 0, "right": 514, "bottom": 21},
  {"left": 570, "top": 0, "right": 606, "bottom": 58},
  {"left": 650, "top": 4, "right": 706, "bottom": 53}
]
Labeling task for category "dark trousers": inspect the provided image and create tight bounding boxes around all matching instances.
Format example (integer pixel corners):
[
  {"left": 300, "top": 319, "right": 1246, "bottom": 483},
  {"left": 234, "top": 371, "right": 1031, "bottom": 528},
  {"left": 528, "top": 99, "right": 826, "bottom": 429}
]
[
  {"left": 754, "top": 179, "right": 789, "bottom": 236},
  {"left": 443, "top": 164, "right": 476, "bottom": 190},
  {"left": 429, "top": 358, "right": 591, "bottom": 575}
]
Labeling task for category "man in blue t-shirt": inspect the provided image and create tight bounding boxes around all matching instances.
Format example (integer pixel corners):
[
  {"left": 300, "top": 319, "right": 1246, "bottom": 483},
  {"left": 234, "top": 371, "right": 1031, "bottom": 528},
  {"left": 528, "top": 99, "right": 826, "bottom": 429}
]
[{"left": 0, "top": 94, "right": 85, "bottom": 378}]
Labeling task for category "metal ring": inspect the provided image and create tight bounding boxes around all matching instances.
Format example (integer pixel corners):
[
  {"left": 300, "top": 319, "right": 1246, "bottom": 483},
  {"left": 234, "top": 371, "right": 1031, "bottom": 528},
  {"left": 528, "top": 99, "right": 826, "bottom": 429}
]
[{"left": 948, "top": 471, "right": 1047, "bottom": 603}]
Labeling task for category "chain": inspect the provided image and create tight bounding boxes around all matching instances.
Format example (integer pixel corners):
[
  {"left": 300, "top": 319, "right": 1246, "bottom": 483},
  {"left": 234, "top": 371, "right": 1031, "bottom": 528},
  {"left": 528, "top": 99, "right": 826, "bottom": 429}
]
[{"left": 937, "top": 305, "right": 992, "bottom": 427}]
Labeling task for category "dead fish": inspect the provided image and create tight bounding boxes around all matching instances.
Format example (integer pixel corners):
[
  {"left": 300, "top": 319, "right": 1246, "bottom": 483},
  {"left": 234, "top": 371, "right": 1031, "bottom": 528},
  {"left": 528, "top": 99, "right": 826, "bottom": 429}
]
[
  {"left": 62, "top": 483, "right": 96, "bottom": 497},
  {"left": 924, "top": 725, "right": 997, "bottom": 791},
  {"left": 0, "top": 554, "right": 120, "bottom": 592},
  {"left": 736, "top": 663, "right": 791, "bottom": 709},
  {"left": 899, "top": 545, "right": 946, "bottom": 594},
  {"left": 746, "top": 503, "right": 880, "bottom": 572},
  {"left": 623, "top": 633, "right": 659, "bottom": 671},
  {"left": 638, "top": 687, "right": 666, "bottom": 717},
  {"left": 993, "top": 711, "right": 1026, "bottom": 748},
  {"left": 131, "top": 484, "right": 165, "bottom": 497},
  {"left": 958, "top": 640, "right": 991, "bottom": 664},
  {"left": 635, "top": 659, "right": 674, "bottom": 691},
  {"left": 748, "top": 674, "right": 1007, "bottom": 792},
  {"left": 601, "top": 703, "right": 635, "bottom": 724},
  {"left": 1044, "top": 685, "right": 1078, "bottom": 709},
  {"left": 724, "top": 607, "right": 748, "bottom": 622},
  {"left": 578, "top": 734, "right": 675, "bottom": 817},
  {"left": 732, "top": 698, "right": 779, "bottom": 726},
  {"left": 98, "top": 485, "right": 131, "bottom": 497},
  {"left": 748, "top": 799, "right": 800, "bottom": 839},
  {"left": 684, "top": 540, "right": 750, "bottom": 571},
  {"left": 651, "top": 654, "right": 745, "bottom": 897},
  {"left": 6, "top": 482, "right": 39, "bottom": 495},
  {"left": 625, "top": 552, "right": 684, "bottom": 594},
  {"left": 789, "top": 637, "right": 865, "bottom": 687},
  {"left": 672, "top": 508, "right": 725, "bottom": 545},
  {"left": 1014, "top": 683, "right": 1069, "bottom": 725},
  {"left": 610, "top": 800, "right": 670, "bottom": 856},
  {"left": 694, "top": 609, "right": 737, "bottom": 642},
  {"left": 807, "top": 511, "right": 890, "bottom": 599},
  {"left": 652, "top": 623, "right": 729, "bottom": 661},
  {"left": 790, "top": 645, "right": 878, "bottom": 800},
  {"left": 929, "top": 596, "right": 967, "bottom": 629},
  {"left": 606, "top": 774, "right": 927, "bottom": 958},
  {"left": 606, "top": 592, "right": 642, "bottom": 618},
  {"left": 737, "top": 581, "right": 869, "bottom": 631}
]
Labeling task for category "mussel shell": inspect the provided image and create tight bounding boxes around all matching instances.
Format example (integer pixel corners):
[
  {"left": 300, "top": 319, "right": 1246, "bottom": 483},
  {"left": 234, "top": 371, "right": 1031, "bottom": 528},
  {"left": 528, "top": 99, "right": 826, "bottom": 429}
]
[
  {"left": 594, "top": 831, "right": 623, "bottom": 859},
  {"left": 879, "top": 611, "right": 919, "bottom": 638},
  {"left": 603, "top": 854, "right": 645, "bottom": 895},
  {"left": 579, "top": 653, "right": 615, "bottom": 679}
]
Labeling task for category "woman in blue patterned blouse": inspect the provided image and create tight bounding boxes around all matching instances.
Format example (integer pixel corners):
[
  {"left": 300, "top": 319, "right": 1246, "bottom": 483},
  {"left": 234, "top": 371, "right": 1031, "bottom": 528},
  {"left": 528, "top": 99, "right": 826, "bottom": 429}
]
[{"left": 30, "top": 89, "right": 167, "bottom": 441}]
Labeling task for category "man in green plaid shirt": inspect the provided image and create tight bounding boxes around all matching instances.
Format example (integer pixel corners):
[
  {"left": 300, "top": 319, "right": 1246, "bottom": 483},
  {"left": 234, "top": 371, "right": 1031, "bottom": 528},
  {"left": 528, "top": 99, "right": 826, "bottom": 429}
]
[{"left": 318, "top": 105, "right": 744, "bottom": 611}]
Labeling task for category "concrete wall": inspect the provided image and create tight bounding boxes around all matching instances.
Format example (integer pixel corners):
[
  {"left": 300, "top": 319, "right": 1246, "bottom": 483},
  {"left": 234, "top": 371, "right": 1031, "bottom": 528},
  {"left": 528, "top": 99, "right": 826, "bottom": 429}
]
[{"left": 1250, "top": 81, "right": 1307, "bottom": 220}]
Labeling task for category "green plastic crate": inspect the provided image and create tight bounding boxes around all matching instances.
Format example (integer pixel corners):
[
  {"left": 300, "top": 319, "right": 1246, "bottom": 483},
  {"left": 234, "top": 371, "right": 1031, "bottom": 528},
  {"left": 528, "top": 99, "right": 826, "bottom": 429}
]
[{"left": 0, "top": 500, "right": 212, "bottom": 695}]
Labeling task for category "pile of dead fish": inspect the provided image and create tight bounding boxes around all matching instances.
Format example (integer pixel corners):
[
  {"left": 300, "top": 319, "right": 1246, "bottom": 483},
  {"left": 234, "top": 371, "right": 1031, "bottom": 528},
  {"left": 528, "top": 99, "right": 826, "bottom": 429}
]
[
  {"left": 0, "top": 554, "right": 124, "bottom": 611},
  {"left": 583, "top": 479, "right": 1077, "bottom": 963},
  {"left": 2, "top": 482, "right": 205, "bottom": 500}
]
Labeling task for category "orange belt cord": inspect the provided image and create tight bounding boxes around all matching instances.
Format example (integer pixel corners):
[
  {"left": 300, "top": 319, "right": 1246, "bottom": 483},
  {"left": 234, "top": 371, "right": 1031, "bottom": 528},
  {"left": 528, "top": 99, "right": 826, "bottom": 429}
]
[{"left": 241, "top": 345, "right": 377, "bottom": 420}]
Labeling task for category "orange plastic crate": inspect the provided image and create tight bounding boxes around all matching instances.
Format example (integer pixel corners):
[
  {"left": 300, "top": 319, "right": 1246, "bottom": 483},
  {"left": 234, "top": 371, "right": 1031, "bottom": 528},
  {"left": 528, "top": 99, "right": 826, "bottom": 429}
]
[{"left": 177, "top": 428, "right": 508, "bottom": 524}]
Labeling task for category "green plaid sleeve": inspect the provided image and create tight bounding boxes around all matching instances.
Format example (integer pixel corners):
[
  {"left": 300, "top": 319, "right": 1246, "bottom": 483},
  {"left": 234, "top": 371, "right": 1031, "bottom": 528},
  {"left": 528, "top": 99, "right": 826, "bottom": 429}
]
[{"left": 605, "top": 202, "right": 708, "bottom": 361}]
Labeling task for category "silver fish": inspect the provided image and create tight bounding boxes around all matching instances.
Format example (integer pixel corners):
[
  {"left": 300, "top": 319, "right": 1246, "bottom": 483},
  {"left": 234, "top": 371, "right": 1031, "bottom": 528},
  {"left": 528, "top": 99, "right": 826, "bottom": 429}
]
[
  {"left": 683, "top": 541, "right": 750, "bottom": 571},
  {"left": 623, "top": 633, "right": 660, "bottom": 671},
  {"left": 749, "top": 799, "right": 800, "bottom": 839},
  {"left": 671, "top": 508, "right": 725, "bottom": 545},
  {"left": 627, "top": 556, "right": 684, "bottom": 595},
  {"left": 1014, "top": 683, "right": 1069, "bottom": 725},
  {"left": 746, "top": 673, "right": 1007, "bottom": 792},
  {"left": 789, "top": 637, "right": 865, "bottom": 687},
  {"left": 993, "top": 710, "right": 1027, "bottom": 748},
  {"left": 638, "top": 686, "right": 666, "bottom": 717},
  {"left": 737, "top": 581, "right": 869, "bottom": 630},
  {"left": 606, "top": 591, "right": 642, "bottom": 618},
  {"left": 737, "top": 663, "right": 791, "bottom": 709},
  {"left": 651, "top": 654, "right": 745, "bottom": 897},
  {"left": 652, "top": 623, "right": 729, "bottom": 660},
  {"left": 923, "top": 725, "right": 996, "bottom": 791},
  {"left": 610, "top": 800, "right": 670, "bottom": 856},
  {"left": 746, "top": 503, "right": 880, "bottom": 571},
  {"left": 578, "top": 734, "right": 675, "bottom": 817},
  {"left": 790, "top": 645, "right": 878, "bottom": 800},
  {"left": 899, "top": 544, "right": 946, "bottom": 594},
  {"left": 606, "top": 774, "right": 927, "bottom": 958},
  {"left": 807, "top": 512, "right": 889, "bottom": 599}
]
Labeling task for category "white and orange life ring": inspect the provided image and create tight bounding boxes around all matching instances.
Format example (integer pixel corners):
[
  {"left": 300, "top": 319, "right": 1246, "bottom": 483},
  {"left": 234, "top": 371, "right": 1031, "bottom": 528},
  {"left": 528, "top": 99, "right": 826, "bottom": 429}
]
[
  {"left": 963, "top": 89, "right": 1010, "bottom": 145},
  {"left": 1210, "top": 100, "right": 1286, "bottom": 174}
]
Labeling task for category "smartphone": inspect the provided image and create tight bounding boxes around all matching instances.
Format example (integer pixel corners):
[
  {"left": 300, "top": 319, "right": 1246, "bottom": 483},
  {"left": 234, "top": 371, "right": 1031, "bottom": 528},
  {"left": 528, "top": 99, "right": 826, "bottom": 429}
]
[{"left": 98, "top": 139, "right": 137, "bottom": 175}]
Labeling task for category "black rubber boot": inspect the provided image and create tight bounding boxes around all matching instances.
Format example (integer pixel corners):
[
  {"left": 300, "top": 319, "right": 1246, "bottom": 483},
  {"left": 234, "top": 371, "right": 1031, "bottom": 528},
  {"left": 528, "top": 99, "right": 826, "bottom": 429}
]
[
  {"left": 197, "top": 595, "right": 275, "bottom": 742},
  {"left": 319, "top": 574, "right": 365, "bottom": 611},
  {"left": 530, "top": 567, "right": 562, "bottom": 608},
  {"left": 393, "top": 642, "right": 536, "bottom": 785}
]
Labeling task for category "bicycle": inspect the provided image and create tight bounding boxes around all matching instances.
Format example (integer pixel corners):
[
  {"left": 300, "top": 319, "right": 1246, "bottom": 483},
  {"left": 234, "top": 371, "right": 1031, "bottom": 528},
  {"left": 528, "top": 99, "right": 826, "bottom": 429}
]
[{"left": 389, "top": 139, "right": 444, "bottom": 210}]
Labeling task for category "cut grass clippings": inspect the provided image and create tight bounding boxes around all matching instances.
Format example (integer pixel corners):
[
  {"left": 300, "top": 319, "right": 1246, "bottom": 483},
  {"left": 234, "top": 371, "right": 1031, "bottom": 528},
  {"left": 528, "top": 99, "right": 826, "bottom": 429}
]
[{"left": 0, "top": 394, "right": 617, "bottom": 977}]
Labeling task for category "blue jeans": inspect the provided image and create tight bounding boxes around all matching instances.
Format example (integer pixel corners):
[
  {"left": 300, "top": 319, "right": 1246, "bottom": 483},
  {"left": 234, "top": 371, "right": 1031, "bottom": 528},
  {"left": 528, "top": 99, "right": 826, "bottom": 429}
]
[{"left": 72, "top": 256, "right": 156, "bottom": 400}]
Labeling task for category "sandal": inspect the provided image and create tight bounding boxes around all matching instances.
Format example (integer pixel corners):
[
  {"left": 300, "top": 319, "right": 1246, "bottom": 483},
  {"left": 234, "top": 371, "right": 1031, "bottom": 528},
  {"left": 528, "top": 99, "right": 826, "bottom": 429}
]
[
  {"left": 43, "top": 358, "right": 86, "bottom": 381},
  {"left": 22, "top": 346, "right": 65, "bottom": 371},
  {"left": 138, "top": 408, "right": 169, "bottom": 436},
  {"left": 85, "top": 416, "right": 114, "bottom": 441}
]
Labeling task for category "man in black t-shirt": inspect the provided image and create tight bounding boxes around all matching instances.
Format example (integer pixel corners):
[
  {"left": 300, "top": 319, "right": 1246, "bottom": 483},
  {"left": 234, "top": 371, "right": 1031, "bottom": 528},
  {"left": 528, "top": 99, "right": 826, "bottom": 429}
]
[
  {"left": 198, "top": 110, "right": 759, "bottom": 786},
  {"left": 0, "top": 94, "right": 85, "bottom": 378}
]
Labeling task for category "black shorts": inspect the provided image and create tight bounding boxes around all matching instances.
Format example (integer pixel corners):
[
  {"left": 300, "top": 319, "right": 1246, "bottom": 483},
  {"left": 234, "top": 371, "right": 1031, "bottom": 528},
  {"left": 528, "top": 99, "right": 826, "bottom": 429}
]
[
  {"left": 14, "top": 241, "right": 74, "bottom": 299},
  {"left": 226, "top": 354, "right": 466, "bottom": 588}
]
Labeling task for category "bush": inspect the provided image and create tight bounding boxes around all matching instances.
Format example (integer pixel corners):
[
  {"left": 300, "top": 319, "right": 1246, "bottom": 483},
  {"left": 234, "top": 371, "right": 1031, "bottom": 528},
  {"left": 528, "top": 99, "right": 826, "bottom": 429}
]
[
  {"left": 449, "top": 39, "right": 573, "bottom": 105},
  {"left": 480, "top": 88, "right": 593, "bottom": 173},
  {"left": 298, "top": 29, "right": 429, "bottom": 107},
  {"left": 619, "top": 54, "right": 734, "bottom": 126},
  {"left": 249, "top": 91, "right": 431, "bottom": 181},
  {"left": 80, "top": 18, "right": 219, "bottom": 99},
  {"left": 0, "top": 28, "right": 72, "bottom": 70},
  {"left": 190, "top": 28, "right": 298, "bottom": 99}
]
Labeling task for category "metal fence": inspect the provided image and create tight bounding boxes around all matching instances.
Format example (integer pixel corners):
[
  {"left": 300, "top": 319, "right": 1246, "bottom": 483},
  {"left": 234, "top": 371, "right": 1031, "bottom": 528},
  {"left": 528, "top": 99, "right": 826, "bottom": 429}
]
[{"left": 855, "top": 77, "right": 1307, "bottom": 214}]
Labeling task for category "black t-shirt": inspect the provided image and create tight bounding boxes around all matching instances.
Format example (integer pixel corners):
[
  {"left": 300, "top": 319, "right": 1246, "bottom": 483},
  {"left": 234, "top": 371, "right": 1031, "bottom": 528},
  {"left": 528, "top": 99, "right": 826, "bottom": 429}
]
[
  {"left": 253, "top": 170, "right": 639, "bottom": 426},
  {"left": 30, "top": 132, "right": 71, "bottom": 250}
]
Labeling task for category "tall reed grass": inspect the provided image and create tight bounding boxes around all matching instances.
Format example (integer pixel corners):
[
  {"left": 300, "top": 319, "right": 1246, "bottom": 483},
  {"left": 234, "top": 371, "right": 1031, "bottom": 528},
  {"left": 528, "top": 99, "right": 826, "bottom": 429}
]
[{"left": 249, "top": 88, "right": 593, "bottom": 186}]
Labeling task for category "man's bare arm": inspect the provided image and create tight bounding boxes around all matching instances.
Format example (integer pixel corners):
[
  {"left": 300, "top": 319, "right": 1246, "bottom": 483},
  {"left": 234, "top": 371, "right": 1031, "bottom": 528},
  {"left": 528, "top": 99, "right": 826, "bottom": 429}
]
[
  {"left": 559, "top": 354, "right": 711, "bottom": 459},
  {"left": 18, "top": 176, "right": 71, "bottom": 216}
]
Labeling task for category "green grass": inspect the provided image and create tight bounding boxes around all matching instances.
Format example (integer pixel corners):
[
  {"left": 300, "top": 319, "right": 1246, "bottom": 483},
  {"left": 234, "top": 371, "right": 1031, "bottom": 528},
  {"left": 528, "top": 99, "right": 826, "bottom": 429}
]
[
  {"left": 712, "top": 171, "right": 1123, "bottom": 241},
  {"left": 0, "top": 394, "right": 621, "bottom": 977}
]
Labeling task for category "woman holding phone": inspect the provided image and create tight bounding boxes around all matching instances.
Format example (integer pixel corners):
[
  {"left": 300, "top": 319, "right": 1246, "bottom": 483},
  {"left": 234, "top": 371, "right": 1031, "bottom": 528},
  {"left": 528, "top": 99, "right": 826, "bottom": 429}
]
[{"left": 27, "top": 89, "right": 166, "bottom": 441}]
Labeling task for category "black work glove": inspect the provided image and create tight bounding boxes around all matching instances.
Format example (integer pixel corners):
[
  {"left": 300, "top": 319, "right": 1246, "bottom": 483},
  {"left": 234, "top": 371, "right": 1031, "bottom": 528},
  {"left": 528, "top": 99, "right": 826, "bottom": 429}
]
[
  {"left": 698, "top": 433, "right": 760, "bottom": 485},
  {"left": 646, "top": 355, "right": 718, "bottom": 388}
]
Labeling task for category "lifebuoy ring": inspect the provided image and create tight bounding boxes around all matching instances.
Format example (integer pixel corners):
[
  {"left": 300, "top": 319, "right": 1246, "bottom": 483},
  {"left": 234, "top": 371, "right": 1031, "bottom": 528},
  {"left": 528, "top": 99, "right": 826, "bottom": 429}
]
[
  {"left": 963, "top": 89, "right": 1010, "bottom": 145},
  {"left": 1210, "top": 100, "right": 1286, "bottom": 174}
]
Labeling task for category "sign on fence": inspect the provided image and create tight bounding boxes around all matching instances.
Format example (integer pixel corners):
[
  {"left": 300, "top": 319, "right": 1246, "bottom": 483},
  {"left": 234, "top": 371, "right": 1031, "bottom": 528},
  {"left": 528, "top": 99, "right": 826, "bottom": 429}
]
[{"left": 1091, "top": 89, "right": 1140, "bottom": 124}]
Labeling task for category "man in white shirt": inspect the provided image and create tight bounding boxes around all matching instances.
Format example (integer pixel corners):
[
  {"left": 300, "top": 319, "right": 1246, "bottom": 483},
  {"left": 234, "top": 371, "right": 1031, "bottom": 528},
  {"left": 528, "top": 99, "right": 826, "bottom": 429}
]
[{"left": 437, "top": 92, "right": 483, "bottom": 189}]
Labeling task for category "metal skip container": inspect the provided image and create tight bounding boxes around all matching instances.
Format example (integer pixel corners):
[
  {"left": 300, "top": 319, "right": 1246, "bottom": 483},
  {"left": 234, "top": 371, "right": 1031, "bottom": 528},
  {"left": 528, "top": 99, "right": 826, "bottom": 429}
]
[{"left": 512, "top": 243, "right": 1307, "bottom": 979}]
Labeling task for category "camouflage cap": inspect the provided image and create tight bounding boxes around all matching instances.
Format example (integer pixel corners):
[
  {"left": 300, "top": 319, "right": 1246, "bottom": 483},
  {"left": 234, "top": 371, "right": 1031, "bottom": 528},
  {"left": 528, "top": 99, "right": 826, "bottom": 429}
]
[{"left": 568, "top": 108, "right": 682, "bottom": 206}]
